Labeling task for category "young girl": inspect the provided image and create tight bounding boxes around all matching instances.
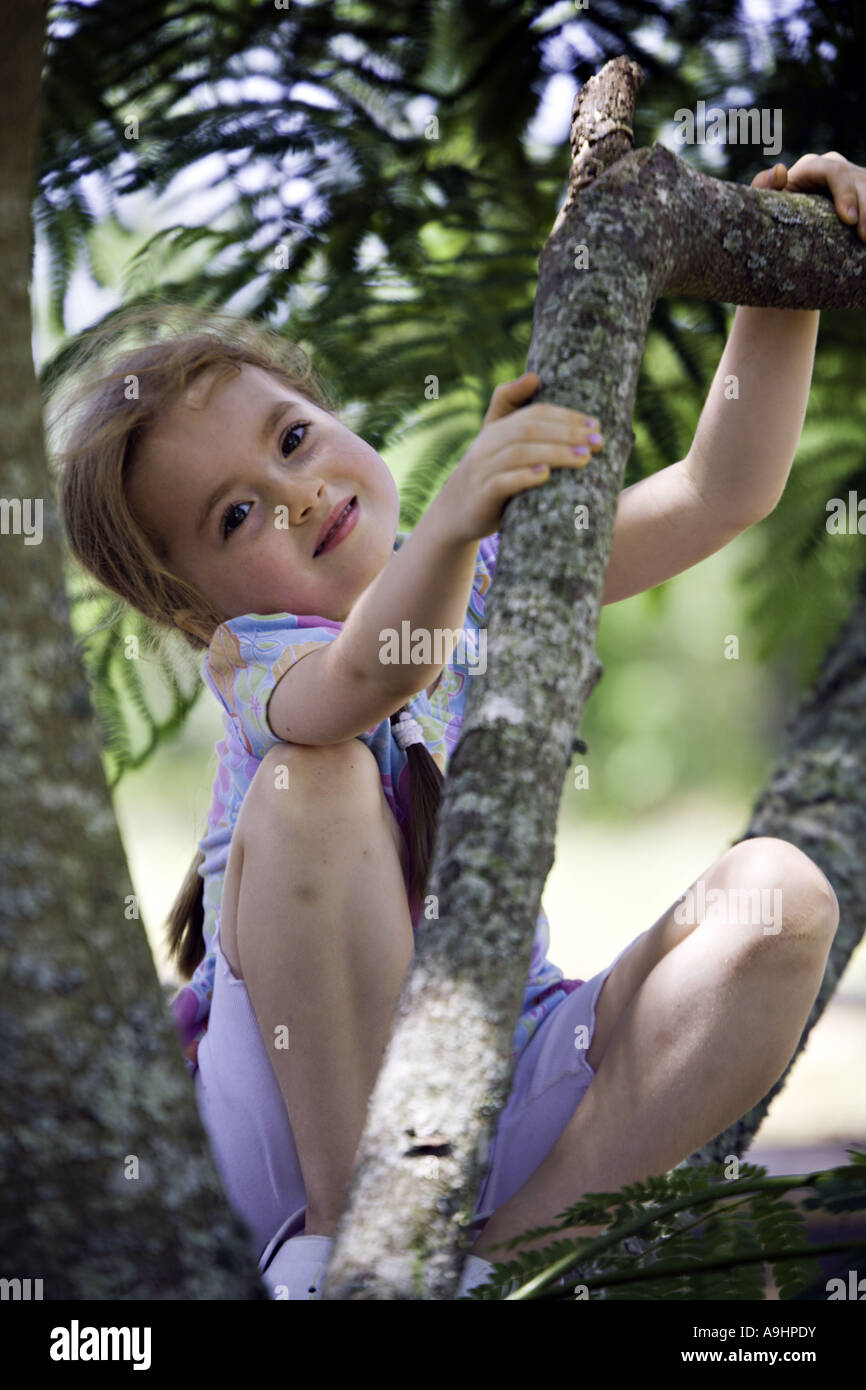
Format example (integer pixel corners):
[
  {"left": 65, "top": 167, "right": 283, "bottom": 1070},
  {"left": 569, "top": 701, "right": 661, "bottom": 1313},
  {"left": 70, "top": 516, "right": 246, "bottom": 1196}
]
[{"left": 53, "top": 152, "right": 860, "bottom": 1300}]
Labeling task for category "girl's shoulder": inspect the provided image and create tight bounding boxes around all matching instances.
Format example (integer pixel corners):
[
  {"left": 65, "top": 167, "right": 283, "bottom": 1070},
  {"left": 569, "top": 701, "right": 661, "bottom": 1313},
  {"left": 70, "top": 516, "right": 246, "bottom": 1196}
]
[
  {"left": 204, "top": 611, "right": 340, "bottom": 690},
  {"left": 213, "top": 609, "right": 342, "bottom": 641},
  {"left": 202, "top": 611, "right": 345, "bottom": 753}
]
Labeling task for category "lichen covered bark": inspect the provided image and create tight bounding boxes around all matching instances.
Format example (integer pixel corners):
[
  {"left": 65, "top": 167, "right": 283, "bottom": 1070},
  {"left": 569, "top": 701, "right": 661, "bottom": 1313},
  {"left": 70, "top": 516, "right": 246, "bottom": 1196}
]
[{"left": 0, "top": 3, "right": 263, "bottom": 1298}]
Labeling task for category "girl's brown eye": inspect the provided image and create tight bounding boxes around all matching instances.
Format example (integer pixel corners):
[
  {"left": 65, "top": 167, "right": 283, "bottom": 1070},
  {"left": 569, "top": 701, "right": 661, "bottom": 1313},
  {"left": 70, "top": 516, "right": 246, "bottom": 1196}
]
[
  {"left": 221, "top": 500, "right": 252, "bottom": 539},
  {"left": 280, "top": 422, "right": 310, "bottom": 457}
]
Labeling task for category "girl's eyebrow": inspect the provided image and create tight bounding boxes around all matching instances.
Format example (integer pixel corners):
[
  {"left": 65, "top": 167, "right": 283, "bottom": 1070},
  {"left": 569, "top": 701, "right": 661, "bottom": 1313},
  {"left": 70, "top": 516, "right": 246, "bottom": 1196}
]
[
  {"left": 259, "top": 399, "right": 293, "bottom": 443},
  {"left": 194, "top": 398, "right": 303, "bottom": 536}
]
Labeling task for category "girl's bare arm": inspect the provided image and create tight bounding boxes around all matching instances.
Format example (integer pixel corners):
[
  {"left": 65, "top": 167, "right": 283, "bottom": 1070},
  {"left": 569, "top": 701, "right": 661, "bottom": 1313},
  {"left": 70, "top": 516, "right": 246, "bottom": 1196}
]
[
  {"left": 266, "top": 509, "right": 481, "bottom": 747},
  {"left": 267, "top": 374, "right": 601, "bottom": 745},
  {"left": 603, "top": 150, "right": 866, "bottom": 607},
  {"left": 601, "top": 303, "right": 819, "bottom": 606}
]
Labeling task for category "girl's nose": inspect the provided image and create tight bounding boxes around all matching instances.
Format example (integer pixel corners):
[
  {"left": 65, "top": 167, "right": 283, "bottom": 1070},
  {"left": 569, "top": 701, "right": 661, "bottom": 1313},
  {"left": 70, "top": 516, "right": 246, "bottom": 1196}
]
[{"left": 271, "top": 476, "right": 327, "bottom": 528}]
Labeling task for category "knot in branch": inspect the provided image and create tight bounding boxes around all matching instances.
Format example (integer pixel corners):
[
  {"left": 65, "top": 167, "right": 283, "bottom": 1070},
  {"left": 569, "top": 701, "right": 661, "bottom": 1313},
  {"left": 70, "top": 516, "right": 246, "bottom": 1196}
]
[
  {"left": 403, "top": 1127, "right": 453, "bottom": 1158},
  {"left": 569, "top": 56, "right": 644, "bottom": 193}
]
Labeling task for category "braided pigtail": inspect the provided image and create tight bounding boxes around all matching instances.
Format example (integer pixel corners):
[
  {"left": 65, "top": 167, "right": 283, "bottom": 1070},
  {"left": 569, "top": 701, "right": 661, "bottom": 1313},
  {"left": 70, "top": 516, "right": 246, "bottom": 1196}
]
[
  {"left": 390, "top": 705, "right": 444, "bottom": 919},
  {"left": 166, "top": 847, "right": 206, "bottom": 979}
]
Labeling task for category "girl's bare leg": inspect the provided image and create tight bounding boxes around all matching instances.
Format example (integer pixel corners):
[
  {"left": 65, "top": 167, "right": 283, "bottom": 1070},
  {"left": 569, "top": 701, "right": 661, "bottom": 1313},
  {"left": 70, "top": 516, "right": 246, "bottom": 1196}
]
[
  {"left": 469, "top": 837, "right": 840, "bottom": 1262},
  {"left": 219, "top": 738, "right": 414, "bottom": 1236}
]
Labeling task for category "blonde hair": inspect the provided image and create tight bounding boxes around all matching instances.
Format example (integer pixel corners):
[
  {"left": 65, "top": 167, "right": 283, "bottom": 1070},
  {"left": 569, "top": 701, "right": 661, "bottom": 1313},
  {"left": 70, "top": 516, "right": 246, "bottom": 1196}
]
[{"left": 48, "top": 305, "right": 443, "bottom": 978}]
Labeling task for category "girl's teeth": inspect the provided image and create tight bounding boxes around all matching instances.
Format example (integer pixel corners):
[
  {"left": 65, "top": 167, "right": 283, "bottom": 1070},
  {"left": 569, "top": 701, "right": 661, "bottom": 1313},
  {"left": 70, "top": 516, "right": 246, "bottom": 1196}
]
[{"left": 322, "top": 500, "right": 353, "bottom": 549}]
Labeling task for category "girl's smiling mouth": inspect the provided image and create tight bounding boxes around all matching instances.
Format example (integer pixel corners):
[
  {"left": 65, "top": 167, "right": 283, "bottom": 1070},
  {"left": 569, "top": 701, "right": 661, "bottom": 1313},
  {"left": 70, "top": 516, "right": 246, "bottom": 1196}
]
[{"left": 314, "top": 496, "right": 359, "bottom": 557}]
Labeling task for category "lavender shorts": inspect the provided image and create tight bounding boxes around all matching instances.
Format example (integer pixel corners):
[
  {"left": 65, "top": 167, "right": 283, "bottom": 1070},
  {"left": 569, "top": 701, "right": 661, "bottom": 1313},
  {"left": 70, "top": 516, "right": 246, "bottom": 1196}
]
[{"left": 194, "top": 931, "right": 642, "bottom": 1278}]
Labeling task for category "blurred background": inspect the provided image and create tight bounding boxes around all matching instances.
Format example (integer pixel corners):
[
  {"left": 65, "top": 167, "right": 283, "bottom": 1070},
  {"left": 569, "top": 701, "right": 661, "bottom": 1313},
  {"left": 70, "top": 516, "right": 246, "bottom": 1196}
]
[{"left": 33, "top": 0, "right": 866, "bottom": 1179}]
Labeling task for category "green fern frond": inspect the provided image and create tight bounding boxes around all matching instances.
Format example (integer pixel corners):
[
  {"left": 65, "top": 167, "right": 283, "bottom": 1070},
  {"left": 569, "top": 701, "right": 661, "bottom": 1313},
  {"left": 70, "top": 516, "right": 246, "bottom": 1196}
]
[
  {"left": 67, "top": 585, "right": 202, "bottom": 786},
  {"left": 470, "top": 1160, "right": 866, "bottom": 1300}
]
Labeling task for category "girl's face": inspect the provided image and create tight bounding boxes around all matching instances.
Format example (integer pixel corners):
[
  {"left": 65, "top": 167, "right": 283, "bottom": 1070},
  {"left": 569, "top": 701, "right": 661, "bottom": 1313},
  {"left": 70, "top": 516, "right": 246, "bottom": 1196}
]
[{"left": 127, "top": 363, "right": 401, "bottom": 625}]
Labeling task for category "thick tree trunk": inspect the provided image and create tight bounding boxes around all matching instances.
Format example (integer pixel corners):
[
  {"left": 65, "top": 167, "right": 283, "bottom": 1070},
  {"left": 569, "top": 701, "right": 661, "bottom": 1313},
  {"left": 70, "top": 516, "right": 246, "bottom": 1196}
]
[
  {"left": 322, "top": 57, "right": 866, "bottom": 1299},
  {"left": 0, "top": 1, "right": 263, "bottom": 1299}
]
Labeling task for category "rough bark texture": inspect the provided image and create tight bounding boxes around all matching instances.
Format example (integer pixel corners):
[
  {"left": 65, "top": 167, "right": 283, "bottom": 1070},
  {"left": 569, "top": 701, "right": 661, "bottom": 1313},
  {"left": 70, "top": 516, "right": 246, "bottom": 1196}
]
[
  {"left": 322, "top": 57, "right": 866, "bottom": 1300},
  {"left": 0, "top": 1, "right": 264, "bottom": 1299}
]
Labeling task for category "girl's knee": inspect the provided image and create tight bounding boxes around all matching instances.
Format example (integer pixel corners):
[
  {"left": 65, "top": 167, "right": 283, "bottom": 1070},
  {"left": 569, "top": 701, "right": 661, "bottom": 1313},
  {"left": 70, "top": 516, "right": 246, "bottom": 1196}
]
[
  {"left": 710, "top": 837, "right": 839, "bottom": 945},
  {"left": 695, "top": 834, "right": 845, "bottom": 956}
]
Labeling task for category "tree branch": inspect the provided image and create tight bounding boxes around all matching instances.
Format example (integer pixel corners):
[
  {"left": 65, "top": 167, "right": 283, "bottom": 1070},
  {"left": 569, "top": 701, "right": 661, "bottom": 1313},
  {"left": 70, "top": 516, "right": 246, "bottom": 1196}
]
[{"left": 321, "top": 54, "right": 866, "bottom": 1301}]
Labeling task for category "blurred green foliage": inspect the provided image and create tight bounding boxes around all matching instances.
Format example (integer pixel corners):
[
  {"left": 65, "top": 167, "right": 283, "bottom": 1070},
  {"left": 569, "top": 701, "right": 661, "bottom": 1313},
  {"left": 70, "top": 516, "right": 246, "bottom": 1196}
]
[{"left": 33, "top": 0, "right": 866, "bottom": 813}]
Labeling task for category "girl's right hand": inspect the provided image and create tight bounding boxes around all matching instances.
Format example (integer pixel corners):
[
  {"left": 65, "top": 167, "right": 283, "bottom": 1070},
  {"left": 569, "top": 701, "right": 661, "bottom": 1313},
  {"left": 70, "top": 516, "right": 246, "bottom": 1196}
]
[{"left": 429, "top": 372, "right": 604, "bottom": 547}]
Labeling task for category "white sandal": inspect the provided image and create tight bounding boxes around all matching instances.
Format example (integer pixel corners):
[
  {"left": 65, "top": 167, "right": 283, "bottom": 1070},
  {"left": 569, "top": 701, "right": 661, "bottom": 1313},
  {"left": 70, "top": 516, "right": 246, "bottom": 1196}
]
[{"left": 260, "top": 1234, "right": 334, "bottom": 1300}]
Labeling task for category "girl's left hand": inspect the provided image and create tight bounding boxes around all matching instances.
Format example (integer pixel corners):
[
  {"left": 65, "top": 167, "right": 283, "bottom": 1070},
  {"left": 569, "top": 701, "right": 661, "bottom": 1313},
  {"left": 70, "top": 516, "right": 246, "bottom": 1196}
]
[{"left": 751, "top": 153, "right": 866, "bottom": 243}]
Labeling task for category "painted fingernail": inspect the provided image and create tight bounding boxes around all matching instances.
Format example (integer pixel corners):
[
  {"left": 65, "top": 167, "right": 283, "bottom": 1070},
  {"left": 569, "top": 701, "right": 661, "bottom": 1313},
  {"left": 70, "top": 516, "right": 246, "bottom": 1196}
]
[
  {"left": 588, "top": 432, "right": 603, "bottom": 444},
  {"left": 845, "top": 204, "right": 858, "bottom": 222},
  {"left": 572, "top": 445, "right": 590, "bottom": 456}
]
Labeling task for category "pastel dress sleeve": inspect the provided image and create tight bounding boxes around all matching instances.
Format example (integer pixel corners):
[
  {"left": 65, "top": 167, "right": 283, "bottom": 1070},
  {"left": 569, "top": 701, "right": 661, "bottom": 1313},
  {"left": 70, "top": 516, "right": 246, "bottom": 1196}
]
[
  {"left": 411, "top": 530, "right": 500, "bottom": 774},
  {"left": 463, "top": 532, "right": 498, "bottom": 668},
  {"left": 203, "top": 610, "right": 346, "bottom": 758}
]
